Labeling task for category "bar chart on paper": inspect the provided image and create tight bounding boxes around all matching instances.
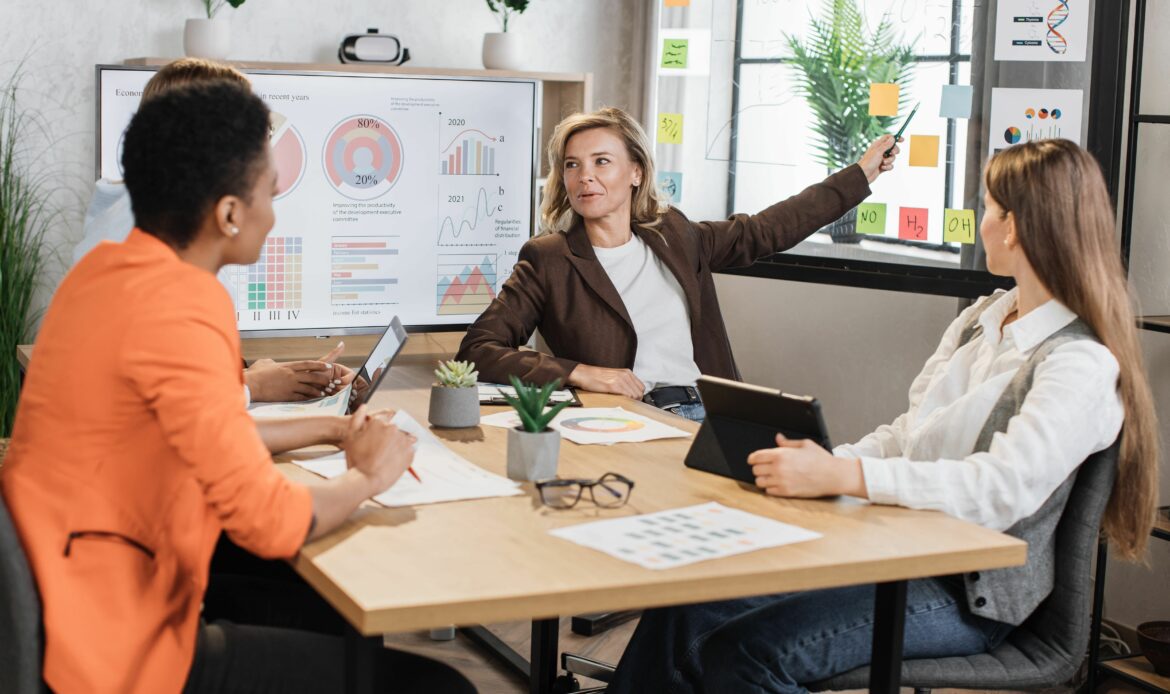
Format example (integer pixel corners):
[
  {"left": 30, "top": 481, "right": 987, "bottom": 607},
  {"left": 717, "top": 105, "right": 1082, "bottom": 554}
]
[
  {"left": 437, "top": 254, "right": 497, "bottom": 315},
  {"left": 331, "top": 236, "right": 399, "bottom": 306},
  {"left": 440, "top": 128, "right": 499, "bottom": 176}
]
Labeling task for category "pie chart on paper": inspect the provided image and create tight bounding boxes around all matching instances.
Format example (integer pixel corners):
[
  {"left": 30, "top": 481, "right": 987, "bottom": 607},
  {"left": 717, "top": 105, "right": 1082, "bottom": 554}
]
[{"left": 559, "top": 417, "right": 647, "bottom": 434}]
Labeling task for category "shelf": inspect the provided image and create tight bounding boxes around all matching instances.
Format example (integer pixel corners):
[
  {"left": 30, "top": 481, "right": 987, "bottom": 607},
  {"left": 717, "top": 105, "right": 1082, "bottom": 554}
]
[
  {"left": 1139, "top": 316, "right": 1170, "bottom": 333},
  {"left": 1156, "top": 507, "right": 1170, "bottom": 542},
  {"left": 1100, "top": 655, "right": 1170, "bottom": 693},
  {"left": 1135, "top": 115, "right": 1170, "bottom": 125}
]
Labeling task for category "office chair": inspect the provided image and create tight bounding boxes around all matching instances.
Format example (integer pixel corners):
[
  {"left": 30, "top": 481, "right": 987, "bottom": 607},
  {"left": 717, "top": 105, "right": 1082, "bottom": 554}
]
[
  {"left": 0, "top": 486, "right": 48, "bottom": 694},
  {"left": 811, "top": 439, "right": 1120, "bottom": 693}
]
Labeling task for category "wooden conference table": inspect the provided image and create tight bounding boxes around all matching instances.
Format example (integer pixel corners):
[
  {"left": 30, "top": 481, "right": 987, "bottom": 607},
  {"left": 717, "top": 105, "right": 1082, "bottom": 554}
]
[{"left": 277, "top": 347, "right": 1026, "bottom": 694}]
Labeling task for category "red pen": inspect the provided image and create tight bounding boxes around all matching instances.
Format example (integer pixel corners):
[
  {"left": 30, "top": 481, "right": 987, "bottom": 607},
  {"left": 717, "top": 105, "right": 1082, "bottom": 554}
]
[{"left": 408, "top": 467, "right": 422, "bottom": 483}]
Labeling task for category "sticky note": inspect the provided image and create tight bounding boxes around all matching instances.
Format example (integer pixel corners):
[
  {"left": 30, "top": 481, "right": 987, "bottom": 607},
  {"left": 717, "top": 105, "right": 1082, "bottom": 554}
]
[
  {"left": 657, "top": 171, "right": 683, "bottom": 203},
  {"left": 856, "top": 202, "right": 887, "bottom": 235},
  {"left": 940, "top": 84, "right": 974, "bottom": 119},
  {"left": 662, "top": 39, "right": 690, "bottom": 69},
  {"left": 658, "top": 113, "right": 683, "bottom": 144},
  {"left": 899, "top": 207, "right": 929, "bottom": 241},
  {"left": 664, "top": 0, "right": 690, "bottom": 6},
  {"left": 944, "top": 208, "right": 977, "bottom": 244},
  {"left": 909, "top": 135, "right": 940, "bottom": 167},
  {"left": 869, "top": 83, "right": 900, "bottom": 117}
]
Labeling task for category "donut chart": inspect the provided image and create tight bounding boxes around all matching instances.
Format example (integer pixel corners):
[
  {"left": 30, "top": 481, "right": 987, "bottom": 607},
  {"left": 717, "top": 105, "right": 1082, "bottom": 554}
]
[
  {"left": 322, "top": 115, "right": 404, "bottom": 200},
  {"left": 272, "top": 123, "right": 306, "bottom": 200},
  {"left": 559, "top": 417, "right": 646, "bottom": 434}
]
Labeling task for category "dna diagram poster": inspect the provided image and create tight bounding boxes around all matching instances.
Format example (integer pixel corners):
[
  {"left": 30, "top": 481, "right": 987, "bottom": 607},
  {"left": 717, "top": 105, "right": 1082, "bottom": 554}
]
[{"left": 994, "top": 0, "right": 1087, "bottom": 62}]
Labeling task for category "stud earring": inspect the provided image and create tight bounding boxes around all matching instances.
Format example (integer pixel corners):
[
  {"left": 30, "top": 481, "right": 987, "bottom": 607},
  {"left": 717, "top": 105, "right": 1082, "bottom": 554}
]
[{"left": 230, "top": 226, "right": 240, "bottom": 237}]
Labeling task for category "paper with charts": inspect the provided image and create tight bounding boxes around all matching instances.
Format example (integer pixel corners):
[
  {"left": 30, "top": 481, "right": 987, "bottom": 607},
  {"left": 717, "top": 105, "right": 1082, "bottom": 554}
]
[
  {"left": 248, "top": 384, "right": 352, "bottom": 419},
  {"left": 292, "top": 411, "right": 521, "bottom": 507},
  {"left": 480, "top": 407, "right": 691, "bottom": 445},
  {"left": 550, "top": 502, "right": 821, "bottom": 570}
]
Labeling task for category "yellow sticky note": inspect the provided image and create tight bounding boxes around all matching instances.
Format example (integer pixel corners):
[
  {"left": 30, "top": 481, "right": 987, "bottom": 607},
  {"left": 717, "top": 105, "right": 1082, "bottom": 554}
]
[
  {"left": 665, "top": 0, "right": 690, "bottom": 6},
  {"left": 944, "top": 209, "right": 977, "bottom": 244},
  {"left": 909, "top": 134, "right": 940, "bottom": 167},
  {"left": 658, "top": 113, "right": 683, "bottom": 144},
  {"left": 869, "top": 83, "right": 899, "bottom": 117}
]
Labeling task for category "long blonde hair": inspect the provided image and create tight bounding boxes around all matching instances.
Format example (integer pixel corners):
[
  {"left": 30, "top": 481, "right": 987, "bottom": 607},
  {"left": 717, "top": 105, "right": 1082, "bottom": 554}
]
[
  {"left": 985, "top": 139, "right": 1159, "bottom": 561},
  {"left": 540, "top": 107, "right": 667, "bottom": 234}
]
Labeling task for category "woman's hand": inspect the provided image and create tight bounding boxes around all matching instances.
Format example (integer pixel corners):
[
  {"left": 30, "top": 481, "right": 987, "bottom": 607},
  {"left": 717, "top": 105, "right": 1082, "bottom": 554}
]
[
  {"left": 244, "top": 359, "right": 335, "bottom": 401},
  {"left": 343, "top": 406, "right": 417, "bottom": 494},
  {"left": 568, "top": 363, "right": 646, "bottom": 399},
  {"left": 748, "top": 434, "right": 868, "bottom": 498},
  {"left": 857, "top": 134, "right": 902, "bottom": 183}
]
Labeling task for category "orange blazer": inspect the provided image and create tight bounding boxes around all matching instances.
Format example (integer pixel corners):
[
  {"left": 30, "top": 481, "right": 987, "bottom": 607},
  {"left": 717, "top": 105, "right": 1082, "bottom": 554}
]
[{"left": 2, "top": 230, "right": 313, "bottom": 694}]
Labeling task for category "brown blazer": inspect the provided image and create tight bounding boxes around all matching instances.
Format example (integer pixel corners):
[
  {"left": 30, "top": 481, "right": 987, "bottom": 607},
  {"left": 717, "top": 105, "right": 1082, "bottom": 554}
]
[{"left": 457, "top": 164, "right": 871, "bottom": 386}]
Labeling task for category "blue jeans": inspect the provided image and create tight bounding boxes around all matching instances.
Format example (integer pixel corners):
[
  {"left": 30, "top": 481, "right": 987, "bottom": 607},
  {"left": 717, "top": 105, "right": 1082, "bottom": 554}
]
[
  {"left": 607, "top": 577, "right": 1012, "bottom": 694},
  {"left": 669, "top": 402, "right": 706, "bottom": 422}
]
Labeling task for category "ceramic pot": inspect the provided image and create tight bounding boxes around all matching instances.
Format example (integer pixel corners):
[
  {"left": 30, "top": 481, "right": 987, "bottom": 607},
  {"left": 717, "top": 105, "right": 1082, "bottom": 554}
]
[
  {"left": 1138, "top": 620, "right": 1170, "bottom": 676},
  {"left": 428, "top": 386, "right": 480, "bottom": 428},
  {"left": 482, "top": 32, "right": 523, "bottom": 70},
  {"left": 506, "top": 427, "right": 560, "bottom": 481},
  {"left": 184, "top": 18, "right": 231, "bottom": 60}
]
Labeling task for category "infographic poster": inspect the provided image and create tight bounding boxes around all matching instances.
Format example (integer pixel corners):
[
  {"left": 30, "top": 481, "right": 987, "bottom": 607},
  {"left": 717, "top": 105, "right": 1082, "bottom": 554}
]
[
  {"left": 994, "top": 0, "right": 1087, "bottom": 62},
  {"left": 987, "top": 88, "right": 1083, "bottom": 157},
  {"left": 98, "top": 68, "right": 536, "bottom": 332}
]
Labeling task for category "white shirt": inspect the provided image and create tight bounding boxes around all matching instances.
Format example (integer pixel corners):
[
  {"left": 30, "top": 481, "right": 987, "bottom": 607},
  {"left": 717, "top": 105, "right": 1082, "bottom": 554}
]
[
  {"left": 73, "top": 179, "right": 133, "bottom": 267},
  {"left": 593, "top": 235, "right": 702, "bottom": 391},
  {"left": 835, "top": 288, "right": 1123, "bottom": 532}
]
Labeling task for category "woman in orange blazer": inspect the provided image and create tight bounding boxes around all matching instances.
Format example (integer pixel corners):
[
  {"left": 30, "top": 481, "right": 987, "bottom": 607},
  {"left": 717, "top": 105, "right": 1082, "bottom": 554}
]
[{"left": 1, "top": 82, "right": 474, "bottom": 693}]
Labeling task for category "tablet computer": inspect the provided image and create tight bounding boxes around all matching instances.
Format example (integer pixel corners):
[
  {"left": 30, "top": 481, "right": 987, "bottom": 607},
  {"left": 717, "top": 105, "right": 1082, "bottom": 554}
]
[
  {"left": 352, "top": 315, "right": 409, "bottom": 408},
  {"left": 684, "top": 375, "right": 831, "bottom": 484}
]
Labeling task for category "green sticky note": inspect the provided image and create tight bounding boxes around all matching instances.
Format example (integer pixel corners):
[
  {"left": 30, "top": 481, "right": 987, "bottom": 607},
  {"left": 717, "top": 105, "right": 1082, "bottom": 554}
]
[
  {"left": 657, "top": 113, "right": 684, "bottom": 144},
  {"left": 662, "top": 39, "right": 689, "bottom": 69},
  {"left": 856, "top": 202, "right": 887, "bottom": 235},
  {"left": 944, "top": 208, "right": 977, "bottom": 244}
]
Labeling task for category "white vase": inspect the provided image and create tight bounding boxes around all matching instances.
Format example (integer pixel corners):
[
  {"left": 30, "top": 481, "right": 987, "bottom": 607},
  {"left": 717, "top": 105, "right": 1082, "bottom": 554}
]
[
  {"left": 184, "top": 18, "right": 231, "bottom": 60},
  {"left": 506, "top": 427, "right": 560, "bottom": 481},
  {"left": 482, "top": 32, "right": 523, "bottom": 71}
]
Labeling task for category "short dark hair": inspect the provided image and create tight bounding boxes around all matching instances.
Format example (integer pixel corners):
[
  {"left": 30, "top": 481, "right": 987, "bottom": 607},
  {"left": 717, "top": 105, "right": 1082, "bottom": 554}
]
[{"left": 122, "top": 80, "right": 270, "bottom": 248}]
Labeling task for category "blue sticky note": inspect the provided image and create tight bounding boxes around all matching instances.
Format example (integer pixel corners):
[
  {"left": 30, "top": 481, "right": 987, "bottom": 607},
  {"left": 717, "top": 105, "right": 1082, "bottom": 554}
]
[
  {"left": 940, "top": 84, "right": 973, "bottom": 120},
  {"left": 657, "top": 171, "right": 683, "bottom": 203}
]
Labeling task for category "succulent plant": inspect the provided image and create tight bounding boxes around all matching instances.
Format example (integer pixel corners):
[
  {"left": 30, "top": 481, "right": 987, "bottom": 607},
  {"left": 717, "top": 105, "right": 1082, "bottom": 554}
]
[
  {"left": 434, "top": 359, "right": 478, "bottom": 388},
  {"left": 504, "top": 375, "right": 571, "bottom": 433}
]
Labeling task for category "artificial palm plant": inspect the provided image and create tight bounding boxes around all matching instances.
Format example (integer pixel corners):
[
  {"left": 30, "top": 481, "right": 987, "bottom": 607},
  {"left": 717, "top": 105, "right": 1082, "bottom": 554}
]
[
  {"left": 0, "top": 69, "right": 51, "bottom": 436},
  {"left": 786, "top": 0, "right": 916, "bottom": 240}
]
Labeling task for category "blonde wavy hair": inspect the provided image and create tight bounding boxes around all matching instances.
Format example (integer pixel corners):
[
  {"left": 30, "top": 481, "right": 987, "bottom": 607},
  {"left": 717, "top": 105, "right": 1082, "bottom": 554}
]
[
  {"left": 986, "top": 139, "right": 1159, "bottom": 561},
  {"left": 540, "top": 107, "right": 668, "bottom": 234}
]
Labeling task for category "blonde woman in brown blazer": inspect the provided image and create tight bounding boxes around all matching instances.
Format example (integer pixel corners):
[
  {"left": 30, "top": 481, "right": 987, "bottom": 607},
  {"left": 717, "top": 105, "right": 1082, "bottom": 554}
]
[{"left": 457, "top": 108, "right": 900, "bottom": 419}]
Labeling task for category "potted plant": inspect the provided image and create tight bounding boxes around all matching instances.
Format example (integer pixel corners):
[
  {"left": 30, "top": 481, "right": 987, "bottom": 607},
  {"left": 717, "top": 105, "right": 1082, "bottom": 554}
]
[
  {"left": 428, "top": 359, "right": 480, "bottom": 428},
  {"left": 0, "top": 70, "right": 51, "bottom": 437},
  {"left": 786, "top": 0, "right": 915, "bottom": 242},
  {"left": 482, "top": 0, "right": 530, "bottom": 70},
  {"left": 184, "top": 0, "right": 247, "bottom": 60},
  {"left": 503, "top": 375, "right": 570, "bottom": 482}
]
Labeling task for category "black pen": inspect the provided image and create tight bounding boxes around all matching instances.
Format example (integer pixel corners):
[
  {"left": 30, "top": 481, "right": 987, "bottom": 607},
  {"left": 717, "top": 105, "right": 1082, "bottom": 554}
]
[{"left": 884, "top": 102, "right": 920, "bottom": 158}]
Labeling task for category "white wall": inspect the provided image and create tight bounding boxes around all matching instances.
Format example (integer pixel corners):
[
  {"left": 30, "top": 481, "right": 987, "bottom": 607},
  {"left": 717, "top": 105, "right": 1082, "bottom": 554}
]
[{"left": 1, "top": 0, "right": 647, "bottom": 312}]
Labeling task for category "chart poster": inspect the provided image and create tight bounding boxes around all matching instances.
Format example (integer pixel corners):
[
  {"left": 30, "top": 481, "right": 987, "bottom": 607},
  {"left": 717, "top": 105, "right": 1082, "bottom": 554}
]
[
  {"left": 994, "top": 0, "right": 1087, "bottom": 62},
  {"left": 987, "top": 88, "right": 1083, "bottom": 157},
  {"left": 98, "top": 68, "right": 537, "bottom": 332}
]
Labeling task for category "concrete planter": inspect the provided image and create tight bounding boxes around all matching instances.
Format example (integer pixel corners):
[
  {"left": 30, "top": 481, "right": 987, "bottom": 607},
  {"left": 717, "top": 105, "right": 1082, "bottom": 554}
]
[
  {"left": 507, "top": 427, "right": 560, "bottom": 481},
  {"left": 428, "top": 386, "right": 480, "bottom": 428}
]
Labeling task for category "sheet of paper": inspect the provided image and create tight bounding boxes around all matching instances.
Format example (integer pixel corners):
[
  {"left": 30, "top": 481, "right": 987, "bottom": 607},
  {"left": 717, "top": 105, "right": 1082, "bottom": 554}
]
[
  {"left": 481, "top": 407, "right": 692, "bottom": 446},
  {"left": 550, "top": 502, "right": 821, "bottom": 570},
  {"left": 868, "top": 83, "right": 900, "bottom": 117},
  {"left": 657, "top": 113, "right": 684, "bottom": 144},
  {"left": 943, "top": 209, "right": 977, "bottom": 245},
  {"left": 994, "top": 0, "right": 1087, "bottom": 62},
  {"left": 478, "top": 383, "right": 577, "bottom": 406},
  {"left": 856, "top": 202, "right": 887, "bottom": 235},
  {"left": 656, "top": 29, "right": 711, "bottom": 76},
  {"left": 293, "top": 411, "right": 521, "bottom": 507},
  {"left": 657, "top": 171, "right": 683, "bottom": 203},
  {"left": 248, "top": 384, "right": 351, "bottom": 419},
  {"left": 898, "top": 207, "right": 929, "bottom": 241},
  {"left": 939, "top": 84, "right": 974, "bottom": 120},
  {"left": 664, "top": 0, "right": 690, "bottom": 6},
  {"left": 661, "top": 38, "right": 689, "bottom": 69},
  {"left": 908, "top": 134, "right": 940, "bottom": 167},
  {"left": 987, "top": 88, "right": 1083, "bottom": 157}
]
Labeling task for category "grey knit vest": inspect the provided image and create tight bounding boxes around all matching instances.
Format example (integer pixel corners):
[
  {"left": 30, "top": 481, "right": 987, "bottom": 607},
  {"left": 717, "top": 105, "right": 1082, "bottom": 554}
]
[{"left": 954, "top": 293, "right": 1099, "bottom": 625}]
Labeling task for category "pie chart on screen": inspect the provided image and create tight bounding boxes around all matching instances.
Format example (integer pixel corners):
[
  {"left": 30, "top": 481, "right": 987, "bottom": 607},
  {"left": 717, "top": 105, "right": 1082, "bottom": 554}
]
[
  {"left": 271, "top": 120, "right": 306, "bottom": 200},
  {"left": 322, "top": 114, "right": 404, "bottom": 201}
]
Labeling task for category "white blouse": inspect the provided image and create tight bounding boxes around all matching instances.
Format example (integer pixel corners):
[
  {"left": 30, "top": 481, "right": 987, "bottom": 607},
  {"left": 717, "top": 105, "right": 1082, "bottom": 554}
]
[{"left": 835, "top": 289, "right": 1123, "bottom": 532}]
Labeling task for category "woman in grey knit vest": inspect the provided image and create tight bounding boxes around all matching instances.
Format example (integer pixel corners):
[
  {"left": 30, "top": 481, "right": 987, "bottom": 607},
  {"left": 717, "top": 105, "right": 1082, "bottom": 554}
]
[{"left": 607, "top": 140, "right": 1159, "bottom": 694}]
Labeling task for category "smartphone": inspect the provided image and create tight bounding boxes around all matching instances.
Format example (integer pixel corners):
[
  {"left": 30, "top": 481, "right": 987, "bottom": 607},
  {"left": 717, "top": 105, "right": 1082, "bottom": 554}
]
[{"left": 884, "top": 102, "right": 920, "bottom": 157}]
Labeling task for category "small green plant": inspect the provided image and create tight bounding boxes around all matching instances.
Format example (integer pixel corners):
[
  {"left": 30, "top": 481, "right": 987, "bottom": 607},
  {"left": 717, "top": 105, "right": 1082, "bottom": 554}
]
[
  {"left": 485, "top": 0, "right": 530, "bottom": 32},
  {"left": 504, "top": 375, "right": 570, "bottom": 433},
  {"left": 434, "top": 359, "right": 478, "bottom": 388},
  {"left": 202, "top": 0, "right": 246, "bottom": 19}
]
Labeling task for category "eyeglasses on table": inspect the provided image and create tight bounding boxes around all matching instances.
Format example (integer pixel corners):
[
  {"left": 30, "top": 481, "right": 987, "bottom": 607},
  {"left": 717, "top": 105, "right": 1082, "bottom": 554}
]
[{"left": 534, "top": 472, "right": 635, "bottom": 509}]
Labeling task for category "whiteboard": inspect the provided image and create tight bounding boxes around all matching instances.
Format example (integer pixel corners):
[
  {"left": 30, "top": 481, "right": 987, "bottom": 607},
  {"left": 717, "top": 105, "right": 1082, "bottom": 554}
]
[{"left": 96, "top": 66, "right": 538, "bottom": 334}]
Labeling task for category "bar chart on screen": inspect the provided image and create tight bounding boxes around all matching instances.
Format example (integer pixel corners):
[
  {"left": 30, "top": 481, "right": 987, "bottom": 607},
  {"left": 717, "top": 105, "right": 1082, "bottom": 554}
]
[
  {"left": 436, "top": 254, "right": 497, "bottom": 315},
  {"left": 330, "top": 236, "right": 400, "bottom": 307},
  {"left": 440, "top": 127, "right": 500, "bottom": 176}
]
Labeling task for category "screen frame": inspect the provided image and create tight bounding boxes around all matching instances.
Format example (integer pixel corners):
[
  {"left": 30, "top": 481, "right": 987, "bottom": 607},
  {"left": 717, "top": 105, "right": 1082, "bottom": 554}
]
[{"left": 95, "top": 64, "right": 540, "bottom": 337}]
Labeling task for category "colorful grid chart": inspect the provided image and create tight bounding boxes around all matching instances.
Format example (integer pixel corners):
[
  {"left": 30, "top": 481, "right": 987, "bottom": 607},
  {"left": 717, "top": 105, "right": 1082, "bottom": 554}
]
[
  {"left": 436, "top": 254, "right": 497, "bottom": 315},
  {"left": 246, "top": 237, "right": 302, "bottom": 310},
  {"left": 331, "top": 236, "right": 399, "bottom": 306}
]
